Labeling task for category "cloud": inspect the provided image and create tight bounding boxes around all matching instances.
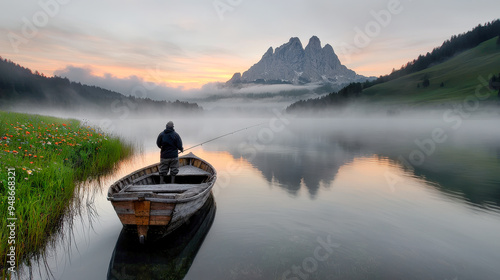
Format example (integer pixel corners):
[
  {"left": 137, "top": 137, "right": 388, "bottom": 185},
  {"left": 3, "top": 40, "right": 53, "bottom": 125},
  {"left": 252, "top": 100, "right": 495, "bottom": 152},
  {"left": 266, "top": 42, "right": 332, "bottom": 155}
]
[
  {"left": 3, "top": 0, "right": 499, "bottom": 93},
  {"left": 53, "top": 65, "right": 326, "bottom": 107},
  {"left": 235, "top": 84, "right": 320, "bottom": 94},
  {"left": 54, "top": 65, "right": 186, "bottom": 101}
]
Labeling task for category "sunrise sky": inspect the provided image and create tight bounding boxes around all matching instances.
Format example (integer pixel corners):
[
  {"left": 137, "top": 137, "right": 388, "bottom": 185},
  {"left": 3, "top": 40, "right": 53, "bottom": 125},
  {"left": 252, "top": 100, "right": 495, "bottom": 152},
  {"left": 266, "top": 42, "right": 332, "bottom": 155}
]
[{"left": 0, "top": 0, "right": 498, "bottom": 93}]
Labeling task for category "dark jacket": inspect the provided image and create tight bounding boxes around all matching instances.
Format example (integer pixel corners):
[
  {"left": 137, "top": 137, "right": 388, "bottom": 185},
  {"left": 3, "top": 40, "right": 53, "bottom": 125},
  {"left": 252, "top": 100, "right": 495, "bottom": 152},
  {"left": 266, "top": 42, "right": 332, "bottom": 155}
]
[{"left": 156, "top": 127, "right": 183, "bottom": 159}]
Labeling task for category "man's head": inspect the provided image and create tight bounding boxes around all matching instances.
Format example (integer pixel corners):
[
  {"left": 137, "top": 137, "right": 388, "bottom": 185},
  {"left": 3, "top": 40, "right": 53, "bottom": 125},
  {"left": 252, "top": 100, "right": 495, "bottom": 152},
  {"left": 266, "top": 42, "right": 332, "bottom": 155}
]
[{"left": 166, "top": 121, "right": 174, "bottom": 128}]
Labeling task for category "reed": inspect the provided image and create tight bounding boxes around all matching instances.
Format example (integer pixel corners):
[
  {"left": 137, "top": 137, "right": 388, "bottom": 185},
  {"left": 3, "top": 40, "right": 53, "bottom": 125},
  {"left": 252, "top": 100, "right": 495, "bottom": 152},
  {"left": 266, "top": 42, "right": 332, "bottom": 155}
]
[{"left": 0, "top": 111, "right": 133, "bottom": 277}]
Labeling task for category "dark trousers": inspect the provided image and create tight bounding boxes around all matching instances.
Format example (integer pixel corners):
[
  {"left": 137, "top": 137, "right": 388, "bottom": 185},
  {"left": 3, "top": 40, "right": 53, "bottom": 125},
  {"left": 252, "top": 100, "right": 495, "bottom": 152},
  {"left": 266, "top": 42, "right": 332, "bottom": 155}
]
[{"left": 159, "top": 157, "right": 179, "bottom": 176}]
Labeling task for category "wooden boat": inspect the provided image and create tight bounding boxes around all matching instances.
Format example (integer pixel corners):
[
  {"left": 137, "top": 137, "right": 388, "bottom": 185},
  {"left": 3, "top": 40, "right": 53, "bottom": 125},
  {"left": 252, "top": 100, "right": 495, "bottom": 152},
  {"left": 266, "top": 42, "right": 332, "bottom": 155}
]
[
  {"left": 107, "top": 152, "right": 216, "bottom": 243},
  {"left": 107, "top": 193, "right": 216, "bottom": 280}
]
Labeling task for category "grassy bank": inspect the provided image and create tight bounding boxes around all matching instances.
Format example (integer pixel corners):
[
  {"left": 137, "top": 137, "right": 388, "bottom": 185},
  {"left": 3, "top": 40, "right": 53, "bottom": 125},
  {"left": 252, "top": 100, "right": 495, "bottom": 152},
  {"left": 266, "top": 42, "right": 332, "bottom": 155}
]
[{"left": 0, "top": 111, "right": 133, "bottom": 276}]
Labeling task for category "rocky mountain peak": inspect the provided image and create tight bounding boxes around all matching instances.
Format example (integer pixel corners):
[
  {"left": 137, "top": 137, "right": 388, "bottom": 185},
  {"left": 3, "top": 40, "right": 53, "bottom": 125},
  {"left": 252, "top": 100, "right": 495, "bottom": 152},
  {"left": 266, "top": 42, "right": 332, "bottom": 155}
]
[
  {"left": 227, "top": 72, "right": 242, "bottom": 84},
  {"left": 263, "top": 47, "right": 273, "bottom": 58},
  {"left": 288, "top": 37, "right": 302, "bottom": 45},
  {"left": 228, "top": 36, "right": 369, "bottom": 85},
  {"left": 322, "top": 43, "right": 334, "bottom": 53},
  {"left": 305, "top": 36, "right": 322, "bottom": 52}
]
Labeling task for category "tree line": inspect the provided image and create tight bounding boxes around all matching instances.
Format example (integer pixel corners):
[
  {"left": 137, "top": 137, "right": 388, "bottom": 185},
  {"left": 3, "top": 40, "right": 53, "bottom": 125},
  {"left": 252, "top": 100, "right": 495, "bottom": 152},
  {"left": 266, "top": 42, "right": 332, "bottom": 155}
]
[
  {"left": 286, "top": 82, "right": 364, "bottom": 112},
  {"left": 364, "top": 19, "right": 500, "bottom": 87},
  {"left": 0, "top": 57, "right": 202, "bottom": 114}
]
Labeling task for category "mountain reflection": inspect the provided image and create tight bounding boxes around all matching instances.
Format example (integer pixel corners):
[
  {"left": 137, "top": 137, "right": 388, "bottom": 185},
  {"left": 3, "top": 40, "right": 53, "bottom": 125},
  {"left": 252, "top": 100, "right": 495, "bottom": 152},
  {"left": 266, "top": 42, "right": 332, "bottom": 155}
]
[
  {"left": 226, "top": 133, "right": 372, "bottom": 199},
  {"left": 222, "top": 121, "right": 500, "bottom": 209},
  {"left": 243, "top": 146, "right": 358, "bottom": 198}
]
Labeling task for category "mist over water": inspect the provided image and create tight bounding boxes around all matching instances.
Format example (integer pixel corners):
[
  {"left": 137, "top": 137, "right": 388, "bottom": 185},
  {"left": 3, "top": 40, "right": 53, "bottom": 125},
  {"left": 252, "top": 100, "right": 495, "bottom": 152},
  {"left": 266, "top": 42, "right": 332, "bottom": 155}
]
[
  {"left": 18, "top": 105, "right": 500, "bottom": 279},
  {"left": 16, "top": 104, "right": 500, "bottom": 207}
]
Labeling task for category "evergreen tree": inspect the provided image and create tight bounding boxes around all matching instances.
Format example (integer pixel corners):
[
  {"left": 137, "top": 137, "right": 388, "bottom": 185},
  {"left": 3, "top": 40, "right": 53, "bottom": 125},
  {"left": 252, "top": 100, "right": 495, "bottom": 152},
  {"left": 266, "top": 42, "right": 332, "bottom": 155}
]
[
  {"left": 488, "top": 74, "right": 500, "bottom": 99},
  {"left": 422, "top": 74, "right": 430, "bottom": 88}
]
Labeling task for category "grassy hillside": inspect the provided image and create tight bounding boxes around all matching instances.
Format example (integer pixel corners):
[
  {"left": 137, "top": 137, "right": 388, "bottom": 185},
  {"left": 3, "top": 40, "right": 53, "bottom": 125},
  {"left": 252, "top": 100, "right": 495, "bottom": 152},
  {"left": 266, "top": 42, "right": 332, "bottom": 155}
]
[{"left": 361, "top": 37, "right": 500, "bottom": 106}]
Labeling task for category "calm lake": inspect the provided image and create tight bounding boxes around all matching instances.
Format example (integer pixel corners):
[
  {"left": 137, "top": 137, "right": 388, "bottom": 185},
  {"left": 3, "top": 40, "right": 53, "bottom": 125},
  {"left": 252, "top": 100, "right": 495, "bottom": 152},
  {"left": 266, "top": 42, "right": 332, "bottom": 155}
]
[{"left": 22, "top": 114, "right": 500, "bottom": 280}]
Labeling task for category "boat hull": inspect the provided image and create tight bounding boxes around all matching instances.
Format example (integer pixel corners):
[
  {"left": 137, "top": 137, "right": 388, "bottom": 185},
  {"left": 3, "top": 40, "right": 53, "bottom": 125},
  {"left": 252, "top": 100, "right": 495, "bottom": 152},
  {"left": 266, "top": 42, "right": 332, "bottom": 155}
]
[{"left": 107, "top": 193, "right": 216, "bottom": 279}]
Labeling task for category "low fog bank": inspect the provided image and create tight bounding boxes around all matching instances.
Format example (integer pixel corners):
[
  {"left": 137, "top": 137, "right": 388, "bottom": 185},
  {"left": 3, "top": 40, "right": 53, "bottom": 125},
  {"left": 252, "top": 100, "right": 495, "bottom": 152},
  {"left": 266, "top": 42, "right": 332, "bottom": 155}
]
[
  {"left": 51, "top": 65, "right": 500, "bottom": 118},
  {"left": 10, "top": 102, "right": 496, "bottom": 208},
  {"left": 6, "top": 94, "right": 500, "bottom": 150},
  {"left": 182, "top": 114, "right": 500, "bottom": 151},
  {"left": 8, "top": 101, "right": 500, "bottom": 133},
  {"left": 108, "top": 114, "right": 499, "bottom": 206},
  {"left": 285, "top": 99, "right": 500, "bottom": 117},
  {"left": 199, "top": 98, "right": 500, "bottom": 120},
  {"left": 10, "top": 105, "right": 499, "bottom": 205},
  {"left": 85, "top": 110, "right": 500, "bottom": 156},
  {"left": 8, "top": 95, "right": 500, "bottom": 121},
  {"left": 55, "top": 65, "right": 333, "bottom": 104}
]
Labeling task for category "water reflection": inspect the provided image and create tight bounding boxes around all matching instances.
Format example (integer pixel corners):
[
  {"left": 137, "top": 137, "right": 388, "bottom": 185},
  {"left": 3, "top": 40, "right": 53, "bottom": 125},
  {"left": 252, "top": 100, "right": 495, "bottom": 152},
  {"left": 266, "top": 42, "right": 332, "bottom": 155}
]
[
  {"left": 223, "top": 133, "right": 373, "bottom": 199},
  {"left": 107, "top": 193, "right": 216, "bottom": 280},
  {"left": 217, "top": 119, "right": 500, "bottom": 210},
  {"left": 22, "top": 117, "right": 500, "bottom": 279},
  {"left": 241, "top": 146, "right": 358, "bottom": 198},
  {"left": 18, "top": 168, "right": 118, "bottom": 280}
]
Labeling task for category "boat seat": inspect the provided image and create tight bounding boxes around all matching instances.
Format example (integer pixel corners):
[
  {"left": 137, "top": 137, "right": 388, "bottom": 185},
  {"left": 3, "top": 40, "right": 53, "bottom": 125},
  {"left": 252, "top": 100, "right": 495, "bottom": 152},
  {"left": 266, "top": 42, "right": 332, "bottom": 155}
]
[
  {"left": 147, "top": 166, "right": 210, "bottom": 177},
  {"left": 176, "top": 165, "right": 212, "bottom": 176},
  {"left": 125, "top": 183, "right": 208, "bottom": 193}
]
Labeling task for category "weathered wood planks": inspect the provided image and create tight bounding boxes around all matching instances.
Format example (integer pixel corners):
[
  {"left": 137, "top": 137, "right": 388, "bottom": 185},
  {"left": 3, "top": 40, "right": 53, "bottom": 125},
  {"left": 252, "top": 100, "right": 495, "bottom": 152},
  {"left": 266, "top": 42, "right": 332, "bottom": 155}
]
[
  {"left": 124, "top": 183, "right": 208, "bottom": 193},
  {"left": 113, "top": 201, "right": 175, "bottom": 226}
]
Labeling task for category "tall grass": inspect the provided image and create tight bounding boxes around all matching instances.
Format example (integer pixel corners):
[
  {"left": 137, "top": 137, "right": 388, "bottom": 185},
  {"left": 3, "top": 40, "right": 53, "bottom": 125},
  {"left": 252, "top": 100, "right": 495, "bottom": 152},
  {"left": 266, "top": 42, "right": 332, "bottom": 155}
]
[{"left": 0, "top": 111, "right": 133, "bottom": 278}]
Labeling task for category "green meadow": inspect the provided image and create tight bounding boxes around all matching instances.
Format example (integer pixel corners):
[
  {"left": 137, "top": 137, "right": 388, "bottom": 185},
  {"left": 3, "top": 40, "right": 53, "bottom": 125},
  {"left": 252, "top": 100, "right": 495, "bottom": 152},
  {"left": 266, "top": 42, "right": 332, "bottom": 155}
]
[
  {"left": 0, "top": 111, "right": 133, "bottom": 275},
  {"left": 361, "top": 37, "right": 500, "bottom": 106}
]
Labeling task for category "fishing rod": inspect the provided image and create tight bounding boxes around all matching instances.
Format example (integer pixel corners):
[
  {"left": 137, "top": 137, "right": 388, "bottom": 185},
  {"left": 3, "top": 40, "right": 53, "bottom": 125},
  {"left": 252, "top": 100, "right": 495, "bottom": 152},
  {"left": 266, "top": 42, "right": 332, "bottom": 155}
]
[{"left": 180, "top": 122, "right": 267, "bottom": 154}]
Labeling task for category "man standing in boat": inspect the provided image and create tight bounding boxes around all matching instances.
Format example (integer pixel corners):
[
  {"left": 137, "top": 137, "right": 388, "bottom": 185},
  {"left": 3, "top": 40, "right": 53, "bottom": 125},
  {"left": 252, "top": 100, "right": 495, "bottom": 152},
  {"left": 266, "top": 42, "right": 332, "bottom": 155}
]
[{"left": 156, "top": 121, "right": 184, "bottom": 184}]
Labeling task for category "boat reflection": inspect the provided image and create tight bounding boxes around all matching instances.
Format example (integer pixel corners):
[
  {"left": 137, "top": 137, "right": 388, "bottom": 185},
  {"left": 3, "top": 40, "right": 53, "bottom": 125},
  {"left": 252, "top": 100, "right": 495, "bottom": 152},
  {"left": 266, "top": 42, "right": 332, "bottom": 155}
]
[{"left": 107, "top": 193, "right": 216, "bottom": 280}]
